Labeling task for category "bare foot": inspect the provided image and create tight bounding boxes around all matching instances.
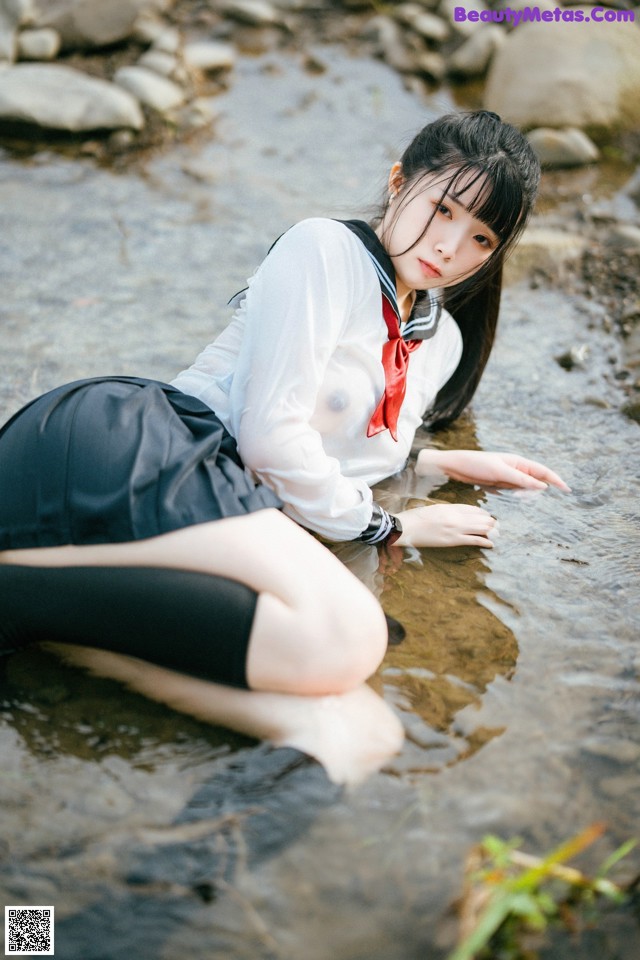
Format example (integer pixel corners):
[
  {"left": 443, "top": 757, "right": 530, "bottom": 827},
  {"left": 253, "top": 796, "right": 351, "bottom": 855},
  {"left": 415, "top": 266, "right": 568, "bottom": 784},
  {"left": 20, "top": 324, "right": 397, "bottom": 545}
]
[{"left": 47, "top": 643, "right": 404, "bottom": 786}]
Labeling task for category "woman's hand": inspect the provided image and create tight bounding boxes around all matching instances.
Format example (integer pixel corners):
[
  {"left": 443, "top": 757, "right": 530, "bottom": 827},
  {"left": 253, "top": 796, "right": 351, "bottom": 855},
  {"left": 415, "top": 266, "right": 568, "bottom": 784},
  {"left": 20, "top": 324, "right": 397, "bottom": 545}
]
[
  {"left": 395, "top": 503, "right": 497, "bottom": 549},
  {"left": 416, "top": 449, "right": 571, "bottom": 492}
]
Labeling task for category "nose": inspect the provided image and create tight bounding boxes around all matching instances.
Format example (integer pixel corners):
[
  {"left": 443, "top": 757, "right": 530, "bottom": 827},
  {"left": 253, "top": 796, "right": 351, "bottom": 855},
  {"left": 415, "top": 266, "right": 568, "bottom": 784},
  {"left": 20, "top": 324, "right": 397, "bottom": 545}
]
[
  {"left": 434, "top": 235, "right": 459, "bottom": 262},
  {"left": 434, "top": 224, "right": 464, "bottom": 262}
]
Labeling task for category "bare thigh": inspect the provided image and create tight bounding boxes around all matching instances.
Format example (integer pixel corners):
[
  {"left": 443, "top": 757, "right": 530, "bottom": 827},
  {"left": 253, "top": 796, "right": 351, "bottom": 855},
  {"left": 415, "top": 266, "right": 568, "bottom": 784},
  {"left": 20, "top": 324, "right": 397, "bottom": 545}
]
[{"left": 0, "top": 510, "right": 388, "bottom": 695}]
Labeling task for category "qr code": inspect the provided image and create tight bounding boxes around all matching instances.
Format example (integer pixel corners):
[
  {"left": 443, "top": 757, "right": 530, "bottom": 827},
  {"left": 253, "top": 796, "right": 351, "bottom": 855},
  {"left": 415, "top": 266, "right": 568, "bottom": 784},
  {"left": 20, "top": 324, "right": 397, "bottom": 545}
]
[{"left": 5, "top": 906, "right": 54, "bottom": 956}]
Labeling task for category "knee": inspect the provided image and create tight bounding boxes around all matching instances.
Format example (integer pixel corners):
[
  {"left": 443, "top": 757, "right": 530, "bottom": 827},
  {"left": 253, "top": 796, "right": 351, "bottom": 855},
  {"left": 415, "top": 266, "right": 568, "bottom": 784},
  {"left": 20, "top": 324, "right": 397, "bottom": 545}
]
[{"left": 295, "top": 588, "right": 388, "bottom": 695}]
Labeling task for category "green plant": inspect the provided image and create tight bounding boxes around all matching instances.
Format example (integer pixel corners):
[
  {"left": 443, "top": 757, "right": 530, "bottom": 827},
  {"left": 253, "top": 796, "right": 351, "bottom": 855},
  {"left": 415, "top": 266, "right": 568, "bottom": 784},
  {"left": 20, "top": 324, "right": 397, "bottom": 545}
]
[{"left": 448, "top": 823, "right": 637, "bottom": 960}]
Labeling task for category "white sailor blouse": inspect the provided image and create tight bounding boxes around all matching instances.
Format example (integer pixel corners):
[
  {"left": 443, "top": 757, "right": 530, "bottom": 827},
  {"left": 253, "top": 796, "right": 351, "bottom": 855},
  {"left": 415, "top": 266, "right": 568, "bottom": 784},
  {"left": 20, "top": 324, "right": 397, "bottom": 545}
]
[{"left": 171, "top": 217, "right": 462, "bottom": 542}]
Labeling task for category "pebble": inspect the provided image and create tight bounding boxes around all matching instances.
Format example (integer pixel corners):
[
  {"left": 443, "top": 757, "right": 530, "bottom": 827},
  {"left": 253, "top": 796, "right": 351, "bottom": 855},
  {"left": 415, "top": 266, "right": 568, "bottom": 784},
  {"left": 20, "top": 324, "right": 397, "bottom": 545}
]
[
  {"left": 182, "top": 40, "right": 236, "bottom": 73},
  {"left": 16, "top": 26, "right": 61, "bottom": 61},
  {"left": 0, "top": 62, "right": 144, "bottom": 131},
  {"left": 414, "top": 50, "right": 446, "bottom": 81},
  {"left": 527, "top": 127, "right": 599, "bottom": 168},
  {"left": 218, "top": 0, "right": 285, "bottom": 28},
  {"left": 393, "top": 4, "right": 449, "bottom": 42},
  {"left": 137, "top": 49, "right": 179, "bottom": 79},
  {"left": 32, "top": 0, "right": 146, "bottom": 50},
  {"left": 151, "top": 27, "right": 181, "bottom": 55},
  {"left": 447, "top": 26, "right": 504, "bottom": 77},
  {"left": 114, "top": 65, "right": 185, "bottom": 114}
]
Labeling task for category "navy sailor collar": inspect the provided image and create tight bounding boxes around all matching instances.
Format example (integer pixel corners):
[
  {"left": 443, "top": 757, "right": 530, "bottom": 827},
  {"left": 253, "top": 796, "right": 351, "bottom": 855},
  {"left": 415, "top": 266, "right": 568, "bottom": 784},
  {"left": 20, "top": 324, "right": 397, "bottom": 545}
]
[{"left": 337, "top": 219, "right": 443, "bottom": 342}]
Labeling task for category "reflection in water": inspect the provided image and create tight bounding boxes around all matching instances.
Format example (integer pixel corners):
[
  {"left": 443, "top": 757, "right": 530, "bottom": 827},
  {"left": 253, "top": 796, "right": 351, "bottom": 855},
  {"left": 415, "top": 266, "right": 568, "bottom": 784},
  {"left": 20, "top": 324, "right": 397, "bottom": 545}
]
[{"left": 333, "top": 416, "right": 519, "bottom": 776}]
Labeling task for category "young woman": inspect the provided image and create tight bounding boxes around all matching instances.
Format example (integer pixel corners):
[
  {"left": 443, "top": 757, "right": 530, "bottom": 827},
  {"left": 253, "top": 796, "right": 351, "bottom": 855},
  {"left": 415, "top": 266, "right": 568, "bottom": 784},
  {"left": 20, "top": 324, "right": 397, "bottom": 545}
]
[{"left": 0, "top": 111, "right": 567, "bottom": 782}]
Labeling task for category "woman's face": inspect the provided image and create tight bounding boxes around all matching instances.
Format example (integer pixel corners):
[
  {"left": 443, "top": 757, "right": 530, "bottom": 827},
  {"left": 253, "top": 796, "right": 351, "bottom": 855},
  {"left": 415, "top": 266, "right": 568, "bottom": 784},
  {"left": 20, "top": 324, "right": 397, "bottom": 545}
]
[{"left": 376, "top": 165, "right": 500, "bottom": 303}]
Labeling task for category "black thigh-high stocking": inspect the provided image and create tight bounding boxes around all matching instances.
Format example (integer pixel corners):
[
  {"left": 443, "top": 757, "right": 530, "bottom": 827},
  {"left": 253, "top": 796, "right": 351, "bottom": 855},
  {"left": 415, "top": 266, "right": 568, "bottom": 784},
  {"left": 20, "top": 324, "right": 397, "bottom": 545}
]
[{"left": 0, "top": 564, "right": 258, "bottom": 689}]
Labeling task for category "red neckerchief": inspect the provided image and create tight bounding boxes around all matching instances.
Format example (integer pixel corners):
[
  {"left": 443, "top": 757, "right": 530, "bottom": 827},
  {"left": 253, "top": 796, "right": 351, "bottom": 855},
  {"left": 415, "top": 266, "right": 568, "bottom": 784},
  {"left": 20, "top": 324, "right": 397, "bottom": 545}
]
[
  {"left": 367, "top": 293, "right": 421, "bottom": 441},
  {"left": 339, "top": 221, "right": 442, "bottom": 442}
]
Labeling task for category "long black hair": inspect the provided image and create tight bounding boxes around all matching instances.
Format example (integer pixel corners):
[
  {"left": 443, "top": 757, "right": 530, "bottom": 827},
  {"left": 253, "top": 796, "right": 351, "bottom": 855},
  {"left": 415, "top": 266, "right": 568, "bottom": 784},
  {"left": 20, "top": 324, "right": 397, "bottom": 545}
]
[{"left": 378, "top": 110, "right": 540, "bottom": 429}]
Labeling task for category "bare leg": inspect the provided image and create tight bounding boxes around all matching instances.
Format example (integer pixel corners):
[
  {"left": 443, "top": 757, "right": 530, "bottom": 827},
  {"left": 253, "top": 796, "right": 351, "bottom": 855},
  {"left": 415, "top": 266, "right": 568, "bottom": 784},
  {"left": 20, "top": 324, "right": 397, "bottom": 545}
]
[
  {"left": 48, "top": 643, "right": 404, "bottom": 785},
  {"left": 1, "top": 510, "right": 388, "bottom": 693},
  {"left": 2, "top": 511, "right": 404, "bottom": 782}
]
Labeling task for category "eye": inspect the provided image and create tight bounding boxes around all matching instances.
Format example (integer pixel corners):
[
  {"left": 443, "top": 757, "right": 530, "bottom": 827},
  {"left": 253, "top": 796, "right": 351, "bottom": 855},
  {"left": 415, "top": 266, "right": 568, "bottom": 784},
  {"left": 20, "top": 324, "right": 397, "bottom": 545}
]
[
  {"left": 474, "top": 234, "right": 493, "bottom": 248},
  {"left": 434, "top": 201, "right": 451, "bottom": 218}
]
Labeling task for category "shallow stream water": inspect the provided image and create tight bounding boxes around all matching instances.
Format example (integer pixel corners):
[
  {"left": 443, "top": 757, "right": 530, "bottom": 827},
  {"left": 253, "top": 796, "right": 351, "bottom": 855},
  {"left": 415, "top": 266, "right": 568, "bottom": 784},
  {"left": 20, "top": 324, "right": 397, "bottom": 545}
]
[{"left": 1, "top": 46, "right": 639, "bottom": 959}]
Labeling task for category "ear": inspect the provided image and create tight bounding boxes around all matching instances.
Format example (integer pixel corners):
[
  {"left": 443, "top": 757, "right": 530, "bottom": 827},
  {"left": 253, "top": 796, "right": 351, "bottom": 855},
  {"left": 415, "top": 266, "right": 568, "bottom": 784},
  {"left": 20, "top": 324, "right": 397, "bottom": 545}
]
[{"left": 387, "top": 162, "right": 405, "bottom": 197}]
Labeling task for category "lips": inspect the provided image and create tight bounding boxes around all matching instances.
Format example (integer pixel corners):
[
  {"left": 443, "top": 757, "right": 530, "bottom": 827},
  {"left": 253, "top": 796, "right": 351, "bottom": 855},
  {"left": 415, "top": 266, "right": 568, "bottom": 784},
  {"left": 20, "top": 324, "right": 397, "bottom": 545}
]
[{"left": 418, "top": 259, "right": 442, "bottom": 279}]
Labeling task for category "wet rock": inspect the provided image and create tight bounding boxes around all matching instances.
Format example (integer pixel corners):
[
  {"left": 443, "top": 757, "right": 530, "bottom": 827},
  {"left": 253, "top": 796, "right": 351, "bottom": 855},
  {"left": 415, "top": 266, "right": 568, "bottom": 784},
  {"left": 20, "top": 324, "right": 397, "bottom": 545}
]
[
  {"left": 151, "top": 26, "right": 180, "bottom": 54},
  {"left": 131, "top": 9, "right": 169, "bottom": 45},
  {"left": 527, "top": 127, "right": 599, "bottom": 168},
  {"left": 114, "top": 64, "right": 185, "bottom": 114},
  {"left": 447, "top": 25, "right": 504, "bottom": 77},
  {"left": 368, "top": 15, "right": 415, "bottom": 73},
  {"left": 16, "top": 27, "right": 61, "bottom": 60},
  {"left": 503, "top": 226, "right": 588, "bottom": 285},
  {"left": 137, "top": 48, "right": 178, "bottom": 78},
  {"left": 414, "top": 49, "right": 446, "bottom": 81},
  {"left": 393, "top": 4, "right": 450, "bottom": 43},
  {"left": 182, "top": 40, "right": 236, "bottom": 74},
  {"left": 31, "top": 0, "right": 162, "bottom": 51},
  {"left": 218, "top": 0, "right": 285, "bottom": 28},
  {"left": 484, "top": 13, "right": 640, "bottom": 134},
  {"left": 0, "top": 62, "right": 144, "bottom": 130}
]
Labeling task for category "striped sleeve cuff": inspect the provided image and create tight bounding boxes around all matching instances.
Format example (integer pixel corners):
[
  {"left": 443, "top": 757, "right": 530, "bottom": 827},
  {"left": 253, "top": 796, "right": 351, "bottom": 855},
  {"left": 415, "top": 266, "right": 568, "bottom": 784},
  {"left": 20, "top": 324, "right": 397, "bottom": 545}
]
[{"left": 355, "top": 503, "right": 394, "bottom": 544}]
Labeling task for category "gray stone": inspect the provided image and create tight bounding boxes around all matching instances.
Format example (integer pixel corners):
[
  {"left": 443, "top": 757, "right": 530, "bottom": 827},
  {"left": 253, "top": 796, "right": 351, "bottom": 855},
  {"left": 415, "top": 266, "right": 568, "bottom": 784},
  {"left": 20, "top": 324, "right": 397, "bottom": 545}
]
[
  {"left": 414, "top": 50, "right": 446, "bottom": 80},
  {"left": 183, "top": 40, "right": 236, "bottom": 73},
  {"left": 131, "top": 10, "right": 167, "bottom": 45},
  {"left": 0, "top": 62, "right": 144, "bottom": 130},
  {"left": 151, "top": 26, "right": 180, "bottom": 54},
  {"left": 31, "top": 0, "right": 153, "bottom": 50},
  {"left": 218, "top": 0, "right": 284, "bottom": 28},
  {"left": 485, "top": 11, "right": 640, "bottom": 134},
  {"left": 393, "top": 4, "right": 450, "bottom": 42},
  {"left": 368, "top": 15, "right": 415, "bottom": 73},
  {"left": 527, "top": 127, "right": 599, "bottom": 168},
  {"left": 16, "top": 26, "right": 61, "bottom": 60},
  {"left": 447, "top": 26, "right": 504, "bottom": 77},
  {"left": 137, "top": 48, "right": 178, "bottom": 78},
  {"left": 503, "top": 227, "right": 588, "bottom": 285},
  {"left": 114, "top": 64, "right": 185, "bottom": 114}
]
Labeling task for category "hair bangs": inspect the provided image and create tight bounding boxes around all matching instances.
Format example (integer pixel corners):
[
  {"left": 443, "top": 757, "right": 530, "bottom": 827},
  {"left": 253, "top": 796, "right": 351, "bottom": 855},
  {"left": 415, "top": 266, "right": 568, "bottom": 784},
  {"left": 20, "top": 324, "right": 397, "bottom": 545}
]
[{"left": 448, "top": 160, "right": 526, "bottom": 248}]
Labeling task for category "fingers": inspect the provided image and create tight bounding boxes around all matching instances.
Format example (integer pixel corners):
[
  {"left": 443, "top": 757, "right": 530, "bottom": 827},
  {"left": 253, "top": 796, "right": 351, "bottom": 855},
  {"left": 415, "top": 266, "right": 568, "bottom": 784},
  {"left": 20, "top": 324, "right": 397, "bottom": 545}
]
[{"left": 501, "top": 456, "right": 571, "bottom": 492}]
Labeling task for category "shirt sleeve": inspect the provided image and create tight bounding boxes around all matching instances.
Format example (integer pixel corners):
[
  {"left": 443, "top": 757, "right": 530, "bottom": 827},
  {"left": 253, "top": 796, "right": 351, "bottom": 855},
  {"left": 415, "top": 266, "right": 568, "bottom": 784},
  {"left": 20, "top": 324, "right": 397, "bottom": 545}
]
[{"left": 222, "top": 219, "right": 378, "bottom": 542}]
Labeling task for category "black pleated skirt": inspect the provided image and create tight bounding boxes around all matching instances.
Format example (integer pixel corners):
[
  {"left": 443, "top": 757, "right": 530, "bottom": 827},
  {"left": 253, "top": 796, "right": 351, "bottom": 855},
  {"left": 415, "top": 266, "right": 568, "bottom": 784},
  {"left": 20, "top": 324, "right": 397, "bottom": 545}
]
[{"left": 0, "top": 377, "right": 281, "bottom": 550}]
